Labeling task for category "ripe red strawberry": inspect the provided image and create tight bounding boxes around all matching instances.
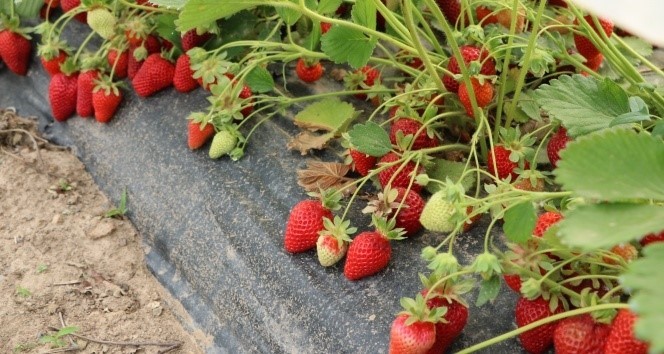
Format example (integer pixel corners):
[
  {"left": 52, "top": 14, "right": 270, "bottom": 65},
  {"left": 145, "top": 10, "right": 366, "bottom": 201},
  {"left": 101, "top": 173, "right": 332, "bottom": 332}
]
[
  {"left": 435, "top": 0, "right": 462, "bottom": 25},
  {"left": 378, "top": 152, "right": 424, "bottom": 192},
  {"left": 144, "top": 34, "right": 162, "bottom": 54},
  {"left": 389, "top": 314, "right": 436, "bottom": 354},
  {"left": 132, "top": 54, "right": 175, "bottom": 98},
  {"left": 553, "top": 314, "right": 611, "bottom": 354},
  {"left": 476, "top": 6, "right": 498, "bottom": 26},
  {"left": 181, "top": 30, "right": 212, "bottom": 51},
  {"left": 348, "top": 65, "right": 381, "bottom": 100},
  {"left": 239, "top": 85, "right": 254, "bottom": 117},
  {"left": 107, "top": 49, "right": 128, "bottom": 79},
  {"left": 603, "top": 244, "right": 638, "bottom": 265},
  {"left": 76, "top": 70, "right": 99, "bottom": 118},
  {"left": 61, "top": 0, "right": 87, "bottom": 22},
  {"left": 127, "top": 47, "right": 142, "bottom": 80},
  {"left": 504, "top": 274, "right": 522, "bottom": 293},
  {"left": 0, "top": 30, "right": 32, "bottom": 76},
  {"left": 515, "top": 297, "right": 563, "bottom": 354},
  {"left": 640, "top": 230, "right": 664, "bottom": 246},
  {"left": 487, "top": 145, "right": 524, "bottom": 180},
  {"left": 574, "top": 16, "right": 614, "bottom": 60},
  {"left": 284, "top": 200, "right": 334, "bottom": 253},
  {"left": 360, "top": 65, "right": 380, "bottom": 86},
  {"left": 320, "top": 22, "right": 332, "bottom": 34},
  {"left": 604, "top": 309, "right": 649, "bottom": 354},
  {"left": 547, "top": 127, "right": 571, "bottom": 168},
  {"left": 49, "top": 72, "right": 79, "bottom": 122},
  {"left": 533, "top": 211, "right": 562, "bottom": 237},
  {"left": 424, "top": 292, "right": 468, "bottom": 353},
  {"left": 40, "top": 50, "right": 68, "bottom": 77},
  {"left": 349, "top": 149, "right": 377, "bottom": 176},
  {"left": 187, "top": 119, "right": 215, "bottom": 149},
  {"left": 92, "top": 82, "right": 122, "bottom": 123},
  {"left": 344, "top": 230, "right": 391, "bottom": 280},
  {"left": 458, "top": 78, "right": 494, "bottom": 117},
  {"left": 44, "top": 0, "right": 60, "bottom": 8},
  {"left": 389, "top": 187, "right": 425, "bottom": 237},
  {"left": 174, "top": 54, "right": 198, "bottom": 93},
  {"left": 585, "top": 53, "right": 604, "bottom": 72},
  {"left": 295, "top": 58, "right": 323, "bottom": 83},
  {"left": 443, "top": 46, "right": 496, "bottom": 94},
  {"left": 389, "top": 118, "right": 439, "bottom": 150}
]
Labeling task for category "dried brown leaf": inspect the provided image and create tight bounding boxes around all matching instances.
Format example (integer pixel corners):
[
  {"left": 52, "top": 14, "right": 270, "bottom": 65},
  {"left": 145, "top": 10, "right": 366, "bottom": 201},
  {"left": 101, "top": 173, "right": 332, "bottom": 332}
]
[
  {"left": 297, "top": 160, "right": 356, "bottom": 195},
  {"left": 287, "top": 132, "right": 334, "bottom": 155}
]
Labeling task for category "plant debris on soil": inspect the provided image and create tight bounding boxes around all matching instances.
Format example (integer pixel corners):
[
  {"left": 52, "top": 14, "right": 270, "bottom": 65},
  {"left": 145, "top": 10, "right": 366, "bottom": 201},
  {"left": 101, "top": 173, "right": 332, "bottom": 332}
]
[{"left": 0, "top": 108, "right": 207, "bottom": 354}]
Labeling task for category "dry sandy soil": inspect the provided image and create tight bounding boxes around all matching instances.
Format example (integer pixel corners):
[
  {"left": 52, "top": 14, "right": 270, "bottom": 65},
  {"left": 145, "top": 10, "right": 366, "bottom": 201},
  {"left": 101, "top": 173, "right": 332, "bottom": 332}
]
[{"left": 0, "top": 108, "right": 207, "bottom": 354}]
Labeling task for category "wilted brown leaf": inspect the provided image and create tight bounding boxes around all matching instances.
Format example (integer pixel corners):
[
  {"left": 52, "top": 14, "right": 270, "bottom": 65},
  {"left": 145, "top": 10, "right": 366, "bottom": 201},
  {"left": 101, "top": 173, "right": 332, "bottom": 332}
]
[
  {"left": 297, "top": 160, "right": 356, "bottom": 194},
  {"left": 287, "top": 132, "right": 334, "bottom": 155}
]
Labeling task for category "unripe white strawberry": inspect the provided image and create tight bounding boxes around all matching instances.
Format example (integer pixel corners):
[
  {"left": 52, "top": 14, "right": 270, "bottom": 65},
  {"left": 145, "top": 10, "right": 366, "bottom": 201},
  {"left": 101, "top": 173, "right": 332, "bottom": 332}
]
[
  {"left": 208, "top": 130, "right": 237, "bottom": 159},
  {"left": 316, "top": 216, "right": 354, "bottom": 267},
  {"left": 87, "top": 8, "right": 117, "bottom": 40},
  {"left": 419, "top": 191, "right": 457, "bottom": 233}
]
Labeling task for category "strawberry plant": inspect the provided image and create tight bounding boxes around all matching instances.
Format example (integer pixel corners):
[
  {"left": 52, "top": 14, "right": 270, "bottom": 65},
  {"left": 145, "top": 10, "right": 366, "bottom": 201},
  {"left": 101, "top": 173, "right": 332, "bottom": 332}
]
[{"left": 2, "top": 0, "right": 664, "bottom": 352}]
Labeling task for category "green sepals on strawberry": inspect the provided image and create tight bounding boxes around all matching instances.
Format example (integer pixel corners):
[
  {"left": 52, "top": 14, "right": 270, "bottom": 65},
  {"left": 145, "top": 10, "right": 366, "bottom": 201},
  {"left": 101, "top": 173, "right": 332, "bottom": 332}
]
[
  {"left": 343, "top": 216, "right": 405, "bottom": 281},
  {"left": 344, "top": 65, "right": 380, "bottom": 100},
  {"left": 515, "top": 296, "right": 563, "bottom": 354},
  {"left": 295, "top": 58, "right": 324, "bottom": 83},
  {"left": 208, "top": 127, "right": 238, "bottom": 159},
  {"left": 187, "top": 112, "right": 215, "bottom": 150},
  {"left": 316, "top": 216, "right": 355, "bottom": 267},
  {"left": 284, "top": 189, "right": 341, "bottom": 254},
  {"left": 38, "top": 39, "right": 70, "bottom": 77},
  {"left": 92, "top": 75, "right": 123, "bottom": 123},
  {"left": 189, "top": 50, "right": 234, "bottom": 91},
  {"left": 487, "top": 127, "right": 535, "bottom": 181},
  {"left": 421, "top": 249, "right": 460, "bottom": 277},
  {"left": 123, "top": 16, "right": 150, "bottom": 47},
  {"left": 362, "top": 187, "right": 424, "bottom": 237},
  {"left": 389, "top": 294, "right": 447, "bottom": 354}
]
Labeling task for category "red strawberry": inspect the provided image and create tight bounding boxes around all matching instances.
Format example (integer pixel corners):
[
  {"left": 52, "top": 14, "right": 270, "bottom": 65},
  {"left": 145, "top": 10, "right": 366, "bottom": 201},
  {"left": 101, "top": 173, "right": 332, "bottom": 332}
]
[
  {"left": 284, "top": 200, "right": 333, "bottom": 253},
  {"left": 144, "top": 34, "right": 162, "bottom": 54},
  {"left": 389, "top": 118, "right": 439, "bottom": 150},
  {"left": 61, "top": 0, "right": 87, "bottom": 22},
  {"left": 187, "top": 119, "right": 215, "bottom": 149},
  {"left": 458, "top": 78, "right": 494, "bottom": 117},
  {"left": 547, "top": 127, "right": 571, "bottom": 168},
  {"left": 132, "top": 53, "right": 175, "bottom": 98},
  {"left": 349, "top": 149, "right": 377, "bottom": 176},
  {"left": 181, "top": 30, "right": 212, "bottom": 51},
  {"left": 320, "top": 22, "right": 332, "bottom": 34},
  {"left": 49, "top": 72, "right": 79, "bottom": 122},
  {"left": 515, "top": 296, "right": 563, "bottom": 354},
  {"left": 40, "top": 50, "right": 68, "bottom": 77},
  {"left": 378, "top": 152, "right": 424, "bottom": 192},
  {"left": 504, "top": 274, "right": 522, "bottom": 293},
  {"left": 435, "top": 0, "right": 462, "bottom": 26},
  {"left": 295, "top": 58, "right": 324, "bottom": 83},
  {"left": 640, "top": 230, "right": 664, "bottom": 246},
  {"left": 476, "top": 6, "right": 498, "bottom": 26},
  {"left": 389, "top": 187, "right": 425, "bottom": 237},
  {"left": 553, "top": 314, "right": 611, "bottom": 354},
  {"left": 533, "top": 211, "right": 562, "bottom": 237},
  {"left": 443, "top": 45, "right": 496, "bottom": 94},
  {"left": 487, "top": 145, "right": 524, "bottom": 180},
  {"left": 585, "top": 53, "right": 604, "bottom": 72},
  {"left": 44, "top": 0, "right": 60, "bottom": 8},
  {"left": 603, "top": 244, "right": 638, "bottom": 265},
  {"left": 344, "top": 230, "right": 391, "bottom": 280},
  {"left": 127, "top": 47, "right": 142, "bottom": 80},
  {"left": 349, "top": 65, "right": 381, "bottom": 100},
  {"left": 0, "top": 30, "right": 32, "bottom": 76},
  {"left": 604, "top": 309, "right": 649, "bottom": 354},
  {"left": 239, "top": 85, "right": 254, "bottom": 117},
  {"left": 360, "top": 65, "right": 380, "bottom": 86},
  {"left": 76, "top": 70, "right": 99, "bottom": 118},
  {"left": 389, "top": 314, "right": 436, "bottom": 354},
  {"left": 424, "top": 293, "right": 468, "bottom": 353},
  {"left": 574, "top": 16, "right": 614, "bottom": 60},
  {"left": 107, "top": 49, "right": 128, "bottom": 79},
  {"left": 548, "top": 0, "right": 567, "bottom": 7},
  {"left": 174, "top": 54, "right": 198, "bottom": 93},
  {"left": 92, "top": 83, "right": 123, "bottom": 123}
]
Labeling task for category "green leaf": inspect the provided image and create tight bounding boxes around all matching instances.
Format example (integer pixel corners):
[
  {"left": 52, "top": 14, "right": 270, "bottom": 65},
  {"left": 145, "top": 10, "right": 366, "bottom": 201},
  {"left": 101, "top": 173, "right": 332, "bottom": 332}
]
[
  {"left": 610, "top": 96, "right": 650, "bottom": 127},
  {"left": 245, "top": 66, "right": 274, "bottom": 93},
  {"left": 653, "top": 121, "right": 664, "bottom": 139},
  {"left": 275, "top": 0, "right": 302, "bottom": 26},
  {"left": 557, "top": 203, "right": 664, "bottom": 250},
  {"left": 622, "top": 243, "right": 664, "bottom": 353},
  {"left": 555, "top": 129, "right": 664, "bottom": 201},
  {"left": 346, "top": 121, "right": 392, "bottom": 157},
  {"left": 147, "top": 0, "right": 187, "bottom": 10},
  {"left": 176, "top": 0, "right": 263, "bottom": 32},
  {"left": 12, "top": 0, "right": 42, "bottom": 19},
  {"left": 56, "top": 326, "right": 79, "bottom": 336},
  {"left": 503, "top": 202, "right": 537, "bottom": 244},
  {"left": 154, "top": 14, "right": 181, "bottom": 51},
  {"left": 351, "top": 0, "right": 376, "bottom": 30},
  {"left": 318, "top": 0, "right": 343, "bottom": 14},
  {"left": 533, "top": 75, "right": 630, "bottom": 137},
  {"left": 476, "top": 275, "right": 501, "bottom": 306},
  {"left": 615, "top": 36, "right": 653, "bottom": 65},
  {"left": 517, "top": 91, "right": 542, "bottom": 121},
  {"left": 320, "top": 25, "right": 377, "bottom": 69},
  {"left": 425, "top": 159, "right": 475, "bottom": 194},
  {"left": 294, "top": 98, "right": 356, "bottom": 134}
]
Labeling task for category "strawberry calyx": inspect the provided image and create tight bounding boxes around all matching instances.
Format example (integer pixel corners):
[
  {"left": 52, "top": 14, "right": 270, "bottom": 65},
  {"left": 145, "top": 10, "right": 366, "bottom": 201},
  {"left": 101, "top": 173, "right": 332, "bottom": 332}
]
[
  {"left": 188, "top": 111, "right": 214, "bottom": 131},
  {"left": 58, "top": 57, "right": 79, "bottom": 76},
  {"left": 471, "top": 252, "right": 501, "bottom": 280},
  {"left": 421, "top": 248, "right": 460, "bottom": 276},
  {"left": 362, "top": 187, "right": 403, "bottom": 218},
  {"left": 372, "top": 215, "right": 406, "bottom": 241},
  {"left": 307, "top": 188, "right": 342, "bottom": 212},
  {"left": 37, "top": 38, "right": 70, "bottom": 60},
  {"left": 398, "top": 293, "right": 447, "bottom": 326},
  {"left": 93, "top": 74, "right": 122, "bottom": 97},
  {"left": 319, "top": 216, "right": 355, "bottom": 249}
]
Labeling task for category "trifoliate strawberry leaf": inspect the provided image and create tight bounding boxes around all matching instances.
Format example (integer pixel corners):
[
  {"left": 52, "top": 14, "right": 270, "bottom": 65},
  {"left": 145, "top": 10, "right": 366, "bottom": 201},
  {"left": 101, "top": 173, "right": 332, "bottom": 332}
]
[
  {"left": 532, "top": 75, "right": 630, "bottom": 137},
  {"left": 245, "top": 66, "right": 274, "bottom": 93},
  {"left": 351, "top": 0, "right": 376, "bottom": 30},
  {"left": 555, "top": 129, "right": 664, "bottom": 201},
  {"left": 148, "top": 0, "right": 187, "bottom": 10},
  {"left": 346, "top": 122, "right": 392, "bottom": 157},
  {"left": 621, "top": 243, "right": 664, "bottom": 353},
  {"left": 320, "top": 25, "right": 377, "bottom": 69},
  {"left": 293, "top": 98, "right": 356, "bottom": 133},
  {"left": 425, "top": 159, "right": 475, "bottom": 194},
  {"left": 503, "top": 202, "right": 537, "bottom": 244},
  {"left": 557, "top": 203, "right": 664, "bottom": 250},
  {"left": 610, "top": 96, "right": 650, "bottom": 127},
  {"left": 318, "top": 0, "right": 343, "bottom": 14},
  {"left": 476, "top": 275, "right": 501, "bottom": 306},
  {"left": 176, "top": 0, "right": 262, "bottom": 32}
]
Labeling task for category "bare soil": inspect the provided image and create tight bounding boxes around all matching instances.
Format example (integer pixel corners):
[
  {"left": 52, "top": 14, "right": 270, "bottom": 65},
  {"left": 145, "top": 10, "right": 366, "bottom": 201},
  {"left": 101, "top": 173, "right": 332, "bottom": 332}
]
[{"left": 0, "top": 108, "right": 208, "bottom": 354}]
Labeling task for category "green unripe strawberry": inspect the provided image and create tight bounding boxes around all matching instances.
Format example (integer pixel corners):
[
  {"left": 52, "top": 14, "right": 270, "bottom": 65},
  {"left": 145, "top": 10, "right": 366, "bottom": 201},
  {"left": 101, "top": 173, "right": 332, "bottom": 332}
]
[
  {"left": 419, "top": 191, "right": 457, "bottom": 233},
  {"left": 87, "top": 8, "right": 117, "bottom": 40},
  {"left": 208, "top": 130, "right": 237, "bottom": 159}
]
